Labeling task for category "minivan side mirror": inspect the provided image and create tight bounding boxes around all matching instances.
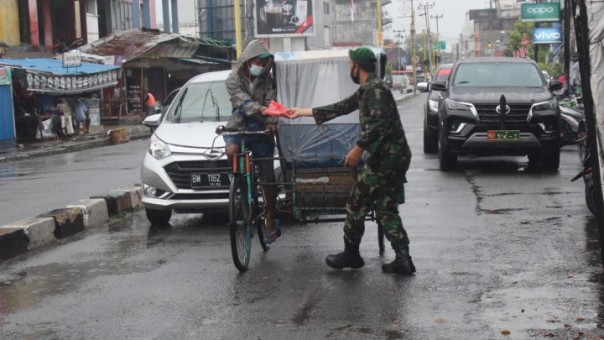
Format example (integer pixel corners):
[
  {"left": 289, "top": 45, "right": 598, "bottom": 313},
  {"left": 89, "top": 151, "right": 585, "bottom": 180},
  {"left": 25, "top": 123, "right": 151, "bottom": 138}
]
[
  {"left": 431, "top": 80, "right": 447, "bottom": 92},
  {"left": 143, "top": 113, "right": 161, "bottom": 128},
  {"left": 548, "top": 79, "right": 563, "bottom": 92}
]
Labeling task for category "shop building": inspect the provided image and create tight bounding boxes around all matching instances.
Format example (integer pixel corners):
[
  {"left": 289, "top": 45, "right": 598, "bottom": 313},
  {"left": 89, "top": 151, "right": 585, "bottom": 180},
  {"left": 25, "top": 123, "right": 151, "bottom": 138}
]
[{"left": 0, "top": 57, "right": 120, "bottom": 143}]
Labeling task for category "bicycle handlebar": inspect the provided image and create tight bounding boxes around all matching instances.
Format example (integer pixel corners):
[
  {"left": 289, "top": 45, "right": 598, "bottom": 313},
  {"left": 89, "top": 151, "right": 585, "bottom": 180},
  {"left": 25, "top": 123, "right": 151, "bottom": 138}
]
[{"left": 215, "top": 125, "right": 272, "bottom": 136}]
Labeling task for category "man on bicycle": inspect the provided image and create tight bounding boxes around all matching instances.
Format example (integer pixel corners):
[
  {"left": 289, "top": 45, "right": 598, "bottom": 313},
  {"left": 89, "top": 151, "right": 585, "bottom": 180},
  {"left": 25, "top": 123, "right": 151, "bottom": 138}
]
[
  {"left": 287, "top": 47, "right": 415, "bottom": 275},
  {"left": 224, "top": 39, "right": 280, "bottom": 243}
]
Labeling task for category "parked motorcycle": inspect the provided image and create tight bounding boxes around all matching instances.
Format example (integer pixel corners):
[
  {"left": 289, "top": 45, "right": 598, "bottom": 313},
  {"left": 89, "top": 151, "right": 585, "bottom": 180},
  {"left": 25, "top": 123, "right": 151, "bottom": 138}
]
[{"left": 571, "top": 140, "right": 602, "bottom": 217}]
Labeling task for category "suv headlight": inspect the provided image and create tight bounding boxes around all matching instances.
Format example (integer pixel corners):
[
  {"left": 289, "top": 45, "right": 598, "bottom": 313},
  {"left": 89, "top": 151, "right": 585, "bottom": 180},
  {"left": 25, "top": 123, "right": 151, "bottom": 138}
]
[
  {"left": 528, "top": 99, "right": 557, "bottom": 122},
  {"left": 148, "top": 135, "right": 172, "bottom": 160},
  {"left": 428, "top": 99, "right": 439, "bottom": 113},
  {"left": 445, "top": 99, "right": 478, "bottom": 120}
]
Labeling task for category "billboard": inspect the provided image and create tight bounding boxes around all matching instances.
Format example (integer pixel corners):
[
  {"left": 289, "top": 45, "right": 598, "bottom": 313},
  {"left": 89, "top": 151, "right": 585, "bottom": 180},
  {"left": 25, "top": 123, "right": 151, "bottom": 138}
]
[
  {"left": 532, "top": 27, "right": 562, "bottom": 44},
  {"left": 255, "top": 0, "right": 315, "bottom": 37},
  {"left": 521, "top": 3, "right": 560, "bottom": 22},
  {"left": 469, "top": 9, "right": 497, "bottom": 22}
]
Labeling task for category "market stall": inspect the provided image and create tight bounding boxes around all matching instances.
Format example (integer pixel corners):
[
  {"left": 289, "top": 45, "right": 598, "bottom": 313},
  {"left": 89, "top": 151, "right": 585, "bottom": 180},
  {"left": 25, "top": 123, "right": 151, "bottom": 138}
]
[{"left": 0, "top": 57, "right": 120, "bottom": 139}]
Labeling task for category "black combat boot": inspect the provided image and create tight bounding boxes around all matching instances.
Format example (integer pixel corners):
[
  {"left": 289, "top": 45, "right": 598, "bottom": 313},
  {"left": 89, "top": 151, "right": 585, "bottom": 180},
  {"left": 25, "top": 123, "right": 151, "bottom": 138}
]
[
  {"left": 382, "top": 245, "right": 416, "bottom": 274},
  {"left": 325, "top": 242, "right": 365, "bottom": 269}
]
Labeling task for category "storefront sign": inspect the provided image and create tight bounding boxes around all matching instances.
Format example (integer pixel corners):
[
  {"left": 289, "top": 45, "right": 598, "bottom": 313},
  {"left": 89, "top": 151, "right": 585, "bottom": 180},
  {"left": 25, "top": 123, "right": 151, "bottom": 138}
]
[
  {"left": 532, "top": 27, "right": 562, "bottom": 44},
  {"left": 255, "top": 0, "right": 315, "bottom": 37},
  {"left": 25, "top": 69, "right": 119, "bottom": 94},
  {"left": 0, "top": 67, "right": 10, "bottom": 85},
  {"left": 521, "top": 3, "right": 560, "bottom": 22},
  {"left": 63, "top": 50, "right": 82, "bottom": 67}
]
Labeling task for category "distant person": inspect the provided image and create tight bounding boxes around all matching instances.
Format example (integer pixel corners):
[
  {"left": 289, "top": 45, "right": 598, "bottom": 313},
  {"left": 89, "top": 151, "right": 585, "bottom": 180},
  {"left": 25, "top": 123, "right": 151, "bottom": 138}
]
[
  {"left": 145, "top": 92, "right": 156, "bottom": 116},
  {"left": 74, "top": 98, "right": 90, "bottom": 134}
]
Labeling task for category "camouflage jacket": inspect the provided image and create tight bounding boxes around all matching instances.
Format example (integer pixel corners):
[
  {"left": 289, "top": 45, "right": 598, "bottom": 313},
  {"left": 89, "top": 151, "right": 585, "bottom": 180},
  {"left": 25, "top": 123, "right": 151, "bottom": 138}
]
[{"left": 312, "top": 73, "right": 412, "bottom": 182}]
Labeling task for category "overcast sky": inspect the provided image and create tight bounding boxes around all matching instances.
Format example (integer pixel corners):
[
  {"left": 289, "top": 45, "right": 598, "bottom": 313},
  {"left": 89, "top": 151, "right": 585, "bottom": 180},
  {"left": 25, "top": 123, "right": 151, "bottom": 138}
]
[
  {"left": 157, "top": 0, "right": 493, "bottom": 48},
  {"left": 385, "top": 0, "right": 492, "bottom": 47}
]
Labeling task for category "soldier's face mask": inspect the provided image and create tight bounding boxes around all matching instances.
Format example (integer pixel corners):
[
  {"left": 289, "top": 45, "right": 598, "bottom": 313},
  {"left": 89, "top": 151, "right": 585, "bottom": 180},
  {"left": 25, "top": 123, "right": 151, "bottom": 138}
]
[{"left": 350, "top": 63, "right": 360, "bottom": 84}]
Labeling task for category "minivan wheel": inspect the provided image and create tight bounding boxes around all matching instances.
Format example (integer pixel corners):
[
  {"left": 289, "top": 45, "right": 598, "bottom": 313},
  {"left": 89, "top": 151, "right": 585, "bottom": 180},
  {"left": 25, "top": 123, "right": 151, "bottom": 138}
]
[
  {"left": 145, "top": 208, "right": 172, "bottom": 225},
  {"left": 438, "top": 132, "right": 457, "bottom": 171}
]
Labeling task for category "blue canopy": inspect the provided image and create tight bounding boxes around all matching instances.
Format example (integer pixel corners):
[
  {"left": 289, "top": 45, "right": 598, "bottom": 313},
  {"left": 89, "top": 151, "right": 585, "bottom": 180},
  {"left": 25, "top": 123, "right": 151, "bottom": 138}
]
[{"left": 0, "top": 58, "right": 120, "bottom": 94}]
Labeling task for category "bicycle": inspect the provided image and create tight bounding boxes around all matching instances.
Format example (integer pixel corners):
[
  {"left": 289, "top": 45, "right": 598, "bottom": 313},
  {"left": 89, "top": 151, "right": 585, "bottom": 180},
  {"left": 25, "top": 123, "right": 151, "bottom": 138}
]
[{"left": 215, "top": 125, "right": 276, "bottom": 272}]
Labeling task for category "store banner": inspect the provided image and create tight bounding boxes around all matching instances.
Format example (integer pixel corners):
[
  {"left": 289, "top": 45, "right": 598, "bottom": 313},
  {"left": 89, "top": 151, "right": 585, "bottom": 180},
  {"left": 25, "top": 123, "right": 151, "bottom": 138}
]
[
  {"left": 255, "top": 0, "right": 315, "bottom": 37},
  {"left": 0, "top": 66, "right": 10, "bottom": 85},
  {"left": 24, "top": 69, "right": 119, "bottom": 94},
  {"left": 533, "top": 27, "right": 562, "bottom": 44},
  {"left": 521, "top": 3, "right": 560, "bottom": 22}
]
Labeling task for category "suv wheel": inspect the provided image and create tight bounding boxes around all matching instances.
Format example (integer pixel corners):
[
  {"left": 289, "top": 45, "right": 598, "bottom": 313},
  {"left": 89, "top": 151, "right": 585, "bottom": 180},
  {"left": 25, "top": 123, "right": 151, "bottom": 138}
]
[
  {"left": 145, "top": 208, "right": 172, "bottom": 225},
  {"left": 438, "top": 130, "right": 457, "bottom": 171},
  {"left": 540, "top": 146, "right": 561, "bottom": 171},
  {"left": 423, "top": 119, "right": 438, "bottom": 154}
]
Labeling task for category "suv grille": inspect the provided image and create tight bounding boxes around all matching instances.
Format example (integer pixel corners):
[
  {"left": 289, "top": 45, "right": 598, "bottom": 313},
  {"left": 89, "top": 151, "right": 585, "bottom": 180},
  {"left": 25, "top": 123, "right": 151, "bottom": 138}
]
[
  {"left": 475, "top": 104, "right": 532, "bottom": 123},
  {"left": 165, "top": 160, "right": 231, "bottom": 189}
]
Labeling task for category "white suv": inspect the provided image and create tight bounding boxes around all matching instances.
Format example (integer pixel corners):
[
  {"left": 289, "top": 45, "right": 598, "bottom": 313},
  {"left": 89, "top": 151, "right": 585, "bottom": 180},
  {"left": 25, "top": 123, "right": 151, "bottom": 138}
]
[{"left": 141, "top": 70, "right": 233, "bottom": 225}]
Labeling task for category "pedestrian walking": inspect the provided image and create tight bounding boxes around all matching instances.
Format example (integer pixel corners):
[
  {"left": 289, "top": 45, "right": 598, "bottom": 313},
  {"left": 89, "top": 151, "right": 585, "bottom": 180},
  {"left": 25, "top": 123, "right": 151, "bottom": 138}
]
[
  {"left": 74, "top": 98, "right": 90, "bottom": 134},
  {"left": 287, "top": 47, "right": 415, "bottom": 274},
  {"left": 145, "top": 91, "right": 156, "bottom": 116},
  {"left": 224, "top": 39, "right": 281, "bottom": 243}
]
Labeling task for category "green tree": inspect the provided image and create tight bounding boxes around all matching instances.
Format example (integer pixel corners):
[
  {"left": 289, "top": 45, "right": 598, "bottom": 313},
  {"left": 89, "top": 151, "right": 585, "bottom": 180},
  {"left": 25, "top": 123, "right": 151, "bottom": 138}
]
[{"left": 507, "top": 18, "right": 534, "bottom": 56}]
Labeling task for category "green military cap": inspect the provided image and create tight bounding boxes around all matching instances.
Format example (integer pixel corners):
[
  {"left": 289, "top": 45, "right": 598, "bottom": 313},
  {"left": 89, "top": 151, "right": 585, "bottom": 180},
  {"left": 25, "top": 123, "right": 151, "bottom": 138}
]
[
  {"left": 349, "top": 47, "right": 377, "bottom": 63},
  {"left": 258, "top": 52, "right": 273, "bottom": 59}
]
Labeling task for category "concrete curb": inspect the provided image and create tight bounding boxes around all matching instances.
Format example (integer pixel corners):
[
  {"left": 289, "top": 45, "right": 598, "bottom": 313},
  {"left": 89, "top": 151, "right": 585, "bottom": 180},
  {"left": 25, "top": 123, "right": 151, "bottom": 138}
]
[
  {"left": 395, "top": 91, "right": 418, "bottom": 104},
  {"left": 0, "top": 186, "right": 143, "bottom": 262}
]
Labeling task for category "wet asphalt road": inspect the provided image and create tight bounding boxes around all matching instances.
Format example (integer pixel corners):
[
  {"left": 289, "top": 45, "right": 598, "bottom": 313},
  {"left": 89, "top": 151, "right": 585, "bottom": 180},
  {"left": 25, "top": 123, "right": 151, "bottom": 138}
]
[
  {"left": 2, "top": 94, "right": 604, "bottom": 339},
  {"left": 0, "top": 139, "right": 149, "bottom": 226}
]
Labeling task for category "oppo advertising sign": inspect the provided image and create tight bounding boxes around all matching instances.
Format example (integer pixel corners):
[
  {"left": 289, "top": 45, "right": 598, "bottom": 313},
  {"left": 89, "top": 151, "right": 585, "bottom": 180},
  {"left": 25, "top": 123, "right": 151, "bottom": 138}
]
[{"left": 521, "top": 3, "right": 560, "bottom": 22}]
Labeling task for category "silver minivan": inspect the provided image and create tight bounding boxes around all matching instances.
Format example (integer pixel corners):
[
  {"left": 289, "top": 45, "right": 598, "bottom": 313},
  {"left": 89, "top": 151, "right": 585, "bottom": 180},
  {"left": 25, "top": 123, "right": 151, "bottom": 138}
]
[{"left": 141, "top": 70, "right": 232, "bottom": 225}]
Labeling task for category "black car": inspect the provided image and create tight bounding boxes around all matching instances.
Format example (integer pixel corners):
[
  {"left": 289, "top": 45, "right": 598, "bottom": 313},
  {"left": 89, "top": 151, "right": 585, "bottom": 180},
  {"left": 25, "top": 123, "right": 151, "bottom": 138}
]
[
  {"left": 424, "top": 63, "right": 454, "bottom": 153},
  {"left": 430, "top": 57, "right": 563, "bottom": 171}
]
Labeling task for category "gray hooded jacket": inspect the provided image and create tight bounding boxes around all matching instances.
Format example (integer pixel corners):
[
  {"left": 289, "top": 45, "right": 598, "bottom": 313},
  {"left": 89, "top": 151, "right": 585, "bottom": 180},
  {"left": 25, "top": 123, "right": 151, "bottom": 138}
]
[{"left": 225, "top": 40, "right": 278, "bottom": 131}]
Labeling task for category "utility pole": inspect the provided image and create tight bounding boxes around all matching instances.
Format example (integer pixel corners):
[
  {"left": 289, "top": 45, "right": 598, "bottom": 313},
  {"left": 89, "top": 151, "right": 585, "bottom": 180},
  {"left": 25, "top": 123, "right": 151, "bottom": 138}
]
[
  {"left": 410, "top": 0, "right": 417, "bottom": 92},
  {"left": 377, "top": 0, "right": 383, "bottom": 47},
  {"left": 234, "top": 0, "right": 242, "bottom": 57},
  {"left": 431, "top": 14, "right": 443, "bottom": 68},
  {"left": 418, "top": 2, "right": 435, "bottom": 75},
  {"left": 393, "top": 29, "right": 405, "bottom": 72}
]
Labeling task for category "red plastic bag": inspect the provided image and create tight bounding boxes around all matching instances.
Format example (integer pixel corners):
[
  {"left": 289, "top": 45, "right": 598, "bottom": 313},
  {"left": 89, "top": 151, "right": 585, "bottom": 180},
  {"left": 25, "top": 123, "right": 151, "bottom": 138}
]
[{"left": 263, "top": 100, "right": 291, "bottom": 117}]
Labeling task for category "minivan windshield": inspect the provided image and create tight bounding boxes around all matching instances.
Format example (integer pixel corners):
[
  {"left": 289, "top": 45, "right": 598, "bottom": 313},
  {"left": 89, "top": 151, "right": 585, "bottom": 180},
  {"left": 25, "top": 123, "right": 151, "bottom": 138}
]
[
  {"left": 452, "top": 63, "right": 544, "bottom": 88},
  {"left": 166, "top": 80, "right": 231, "bottom": 123}
]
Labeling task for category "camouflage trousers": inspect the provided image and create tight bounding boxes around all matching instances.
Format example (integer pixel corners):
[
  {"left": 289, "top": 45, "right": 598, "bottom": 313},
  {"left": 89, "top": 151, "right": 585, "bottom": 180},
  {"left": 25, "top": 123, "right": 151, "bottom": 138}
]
[{"left": 343, "top": 166, "right": 409, "bottom": 247}]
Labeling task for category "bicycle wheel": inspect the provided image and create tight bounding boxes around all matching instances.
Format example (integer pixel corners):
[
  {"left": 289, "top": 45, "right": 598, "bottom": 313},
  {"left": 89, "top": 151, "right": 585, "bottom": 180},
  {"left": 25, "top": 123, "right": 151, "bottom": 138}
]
[
  {"left": 229, "top": 175, "right": 252, "bottom": 272},
  {"left": 254, "top": 184, "right": 271, "bottom": 252}
]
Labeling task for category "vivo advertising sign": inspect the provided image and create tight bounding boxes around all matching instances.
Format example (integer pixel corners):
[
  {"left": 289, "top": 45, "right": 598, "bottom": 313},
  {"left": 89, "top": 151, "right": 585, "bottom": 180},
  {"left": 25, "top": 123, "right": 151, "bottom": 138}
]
[
  {"left": 521, "top": 3, "right": 560, "bottom": 22},
  {"left": 533, "top": 27, "right": 562, "bottom": 44}
]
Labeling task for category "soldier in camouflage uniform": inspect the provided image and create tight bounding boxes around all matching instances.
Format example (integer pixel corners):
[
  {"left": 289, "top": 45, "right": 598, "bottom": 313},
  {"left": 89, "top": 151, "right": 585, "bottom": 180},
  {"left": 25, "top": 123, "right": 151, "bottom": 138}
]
[{"left": 288, "top": 47, "right": 415, "bottom": 274}]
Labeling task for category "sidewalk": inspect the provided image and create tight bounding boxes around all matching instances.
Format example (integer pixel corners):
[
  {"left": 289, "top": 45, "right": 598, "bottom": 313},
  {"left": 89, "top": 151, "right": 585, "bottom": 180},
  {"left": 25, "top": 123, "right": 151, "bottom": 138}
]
[{"left": 0, "top": 123, "right": 152, "bottom": 163}]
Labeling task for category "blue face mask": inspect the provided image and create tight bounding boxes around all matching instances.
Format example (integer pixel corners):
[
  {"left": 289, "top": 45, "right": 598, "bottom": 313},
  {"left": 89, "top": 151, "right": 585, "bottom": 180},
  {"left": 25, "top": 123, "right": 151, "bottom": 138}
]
[{"left": 249, "top": 64, "right": 263, "bottom": 76}]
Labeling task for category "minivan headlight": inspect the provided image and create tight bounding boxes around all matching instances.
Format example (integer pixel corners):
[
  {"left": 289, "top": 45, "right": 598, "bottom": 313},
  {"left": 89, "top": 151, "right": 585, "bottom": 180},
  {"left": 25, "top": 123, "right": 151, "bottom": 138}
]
[{"left": 148, "top": 135, "right": 172, "bottom": 160}]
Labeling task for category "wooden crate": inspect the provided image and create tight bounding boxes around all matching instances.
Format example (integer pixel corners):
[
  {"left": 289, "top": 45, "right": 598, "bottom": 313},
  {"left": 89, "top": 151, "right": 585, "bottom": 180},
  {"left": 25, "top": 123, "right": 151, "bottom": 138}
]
[{"left": 292, "top": 168, "right": 355, "bottom": 209}]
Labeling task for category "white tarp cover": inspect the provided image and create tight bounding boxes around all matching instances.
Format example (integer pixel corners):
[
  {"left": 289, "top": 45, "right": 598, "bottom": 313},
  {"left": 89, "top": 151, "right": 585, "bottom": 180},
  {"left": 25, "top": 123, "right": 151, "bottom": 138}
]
[
  {"left": 587, "top": 2, "right": 604, "bottom": 199},
  {"left": 274, "top": 49, "right": 366, "bottom": 167}
]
